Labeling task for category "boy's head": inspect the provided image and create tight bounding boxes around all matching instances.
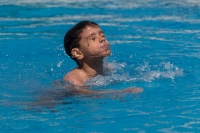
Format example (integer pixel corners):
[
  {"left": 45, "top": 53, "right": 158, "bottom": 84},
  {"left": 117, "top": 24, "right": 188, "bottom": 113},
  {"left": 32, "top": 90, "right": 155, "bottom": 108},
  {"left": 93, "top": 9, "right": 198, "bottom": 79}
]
[
  {"left": 64, "top": 20, "right": 99, "bottom": 65},
  {"left": 64, "top": 20, "right": 111, "bottom": 65}
]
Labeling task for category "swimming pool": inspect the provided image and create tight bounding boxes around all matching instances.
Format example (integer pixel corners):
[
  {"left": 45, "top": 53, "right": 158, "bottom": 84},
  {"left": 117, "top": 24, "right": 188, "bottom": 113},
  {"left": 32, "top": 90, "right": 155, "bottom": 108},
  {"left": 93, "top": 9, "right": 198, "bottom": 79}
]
[{"left": 1, "top": 0, "right": 200, "bottom": 132}]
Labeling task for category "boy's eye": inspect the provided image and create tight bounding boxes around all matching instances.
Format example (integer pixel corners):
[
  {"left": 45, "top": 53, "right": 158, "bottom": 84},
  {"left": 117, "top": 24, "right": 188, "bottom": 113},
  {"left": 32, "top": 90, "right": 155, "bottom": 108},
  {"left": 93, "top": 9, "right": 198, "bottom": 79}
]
[{"left": 90, "top": 36, "right": 96, "bottom": 41}]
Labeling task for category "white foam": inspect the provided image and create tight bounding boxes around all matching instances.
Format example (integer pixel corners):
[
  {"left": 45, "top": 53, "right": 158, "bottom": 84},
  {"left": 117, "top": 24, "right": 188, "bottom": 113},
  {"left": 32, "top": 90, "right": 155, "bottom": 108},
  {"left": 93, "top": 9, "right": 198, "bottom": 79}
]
[{"left": 85, "top": 61, "right": 183, "bottom": 86}]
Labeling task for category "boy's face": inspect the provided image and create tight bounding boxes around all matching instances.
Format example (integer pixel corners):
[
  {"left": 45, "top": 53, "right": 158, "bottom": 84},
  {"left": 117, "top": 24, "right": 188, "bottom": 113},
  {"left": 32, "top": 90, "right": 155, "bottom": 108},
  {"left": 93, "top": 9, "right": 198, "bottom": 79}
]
[{"left": 78, "top": 25, "right": 111, "bottom": 58}]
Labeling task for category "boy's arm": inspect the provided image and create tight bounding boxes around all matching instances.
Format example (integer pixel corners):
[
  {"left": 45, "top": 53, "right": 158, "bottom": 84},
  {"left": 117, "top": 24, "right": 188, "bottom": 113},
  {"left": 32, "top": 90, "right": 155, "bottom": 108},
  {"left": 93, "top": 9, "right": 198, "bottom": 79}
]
[
  {"left": 31, "top": 82, "right": 142, "bottom": 109},
  {"left": 69, "top": 85, "right": 143, "bottom": 95}
]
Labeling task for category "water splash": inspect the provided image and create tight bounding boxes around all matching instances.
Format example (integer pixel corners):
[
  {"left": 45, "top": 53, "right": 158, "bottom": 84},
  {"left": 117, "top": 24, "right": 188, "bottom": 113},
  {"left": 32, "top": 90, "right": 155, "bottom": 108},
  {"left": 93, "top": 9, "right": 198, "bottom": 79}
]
[
  {"left": 85, "top": 61, "right": 184, "bottom": 86},
  {"left": 135, "top": 62, "right": 183, "bottom": 82},
  {"left": 57, "top": 61, "right": 62, "bottom": 67}
]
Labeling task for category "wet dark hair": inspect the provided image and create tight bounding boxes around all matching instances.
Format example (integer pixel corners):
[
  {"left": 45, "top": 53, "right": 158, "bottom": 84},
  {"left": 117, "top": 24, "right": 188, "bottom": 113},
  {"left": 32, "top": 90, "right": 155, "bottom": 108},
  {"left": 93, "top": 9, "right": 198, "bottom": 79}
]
[{"left": 63, "top": 20, "right": 99, "bottom": 65}]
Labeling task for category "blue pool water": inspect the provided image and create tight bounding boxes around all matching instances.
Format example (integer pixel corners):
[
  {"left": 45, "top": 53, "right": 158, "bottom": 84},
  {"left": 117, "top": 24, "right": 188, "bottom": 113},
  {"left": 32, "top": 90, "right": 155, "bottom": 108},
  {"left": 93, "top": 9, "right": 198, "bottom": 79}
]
[{"left": 1, "top": 0, "right": 200, "bottom": 132}]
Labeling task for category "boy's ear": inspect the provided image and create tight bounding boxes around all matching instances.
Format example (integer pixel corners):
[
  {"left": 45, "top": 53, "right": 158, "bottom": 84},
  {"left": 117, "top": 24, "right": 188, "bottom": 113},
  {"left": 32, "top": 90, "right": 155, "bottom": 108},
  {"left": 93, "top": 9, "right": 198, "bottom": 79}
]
[{"left": 71, "top": 48, "right": 84, "bottom": 59}]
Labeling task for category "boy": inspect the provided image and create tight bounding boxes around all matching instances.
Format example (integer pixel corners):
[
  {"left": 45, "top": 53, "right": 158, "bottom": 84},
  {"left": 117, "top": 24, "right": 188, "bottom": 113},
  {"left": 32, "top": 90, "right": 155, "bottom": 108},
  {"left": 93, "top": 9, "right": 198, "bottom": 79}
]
[{"left": 63, "top": 20, "right": 142, "bottom": 94}]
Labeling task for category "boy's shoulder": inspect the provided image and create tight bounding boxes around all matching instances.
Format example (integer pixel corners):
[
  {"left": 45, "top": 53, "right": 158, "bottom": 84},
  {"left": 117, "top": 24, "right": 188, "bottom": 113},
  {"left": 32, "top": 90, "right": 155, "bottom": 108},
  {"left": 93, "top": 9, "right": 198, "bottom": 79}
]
[{"left": 63, "top": 69, "right": 84, "bottom": 86}]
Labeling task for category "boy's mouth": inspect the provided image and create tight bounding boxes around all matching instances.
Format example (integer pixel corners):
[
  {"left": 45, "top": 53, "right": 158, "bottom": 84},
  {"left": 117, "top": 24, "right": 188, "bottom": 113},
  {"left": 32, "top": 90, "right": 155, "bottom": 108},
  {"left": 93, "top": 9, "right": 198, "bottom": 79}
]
[{"left": 101, "top": 44, "right": 109, "bottom": 50}]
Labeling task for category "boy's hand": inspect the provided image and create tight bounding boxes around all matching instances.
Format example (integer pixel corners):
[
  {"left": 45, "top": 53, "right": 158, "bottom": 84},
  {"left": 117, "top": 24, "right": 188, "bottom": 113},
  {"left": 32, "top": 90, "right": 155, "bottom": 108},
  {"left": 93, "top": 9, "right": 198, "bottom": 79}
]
[{"left": 123, "top": 87, "right": 143, "bottom": 93}]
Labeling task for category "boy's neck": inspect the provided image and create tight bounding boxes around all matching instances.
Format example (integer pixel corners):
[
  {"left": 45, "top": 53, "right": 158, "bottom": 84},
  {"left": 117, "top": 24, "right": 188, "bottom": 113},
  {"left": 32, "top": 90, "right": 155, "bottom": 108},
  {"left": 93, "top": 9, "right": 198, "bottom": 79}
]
[{"left": 78, "top": 58, "right": 104, "bottom": 79}]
